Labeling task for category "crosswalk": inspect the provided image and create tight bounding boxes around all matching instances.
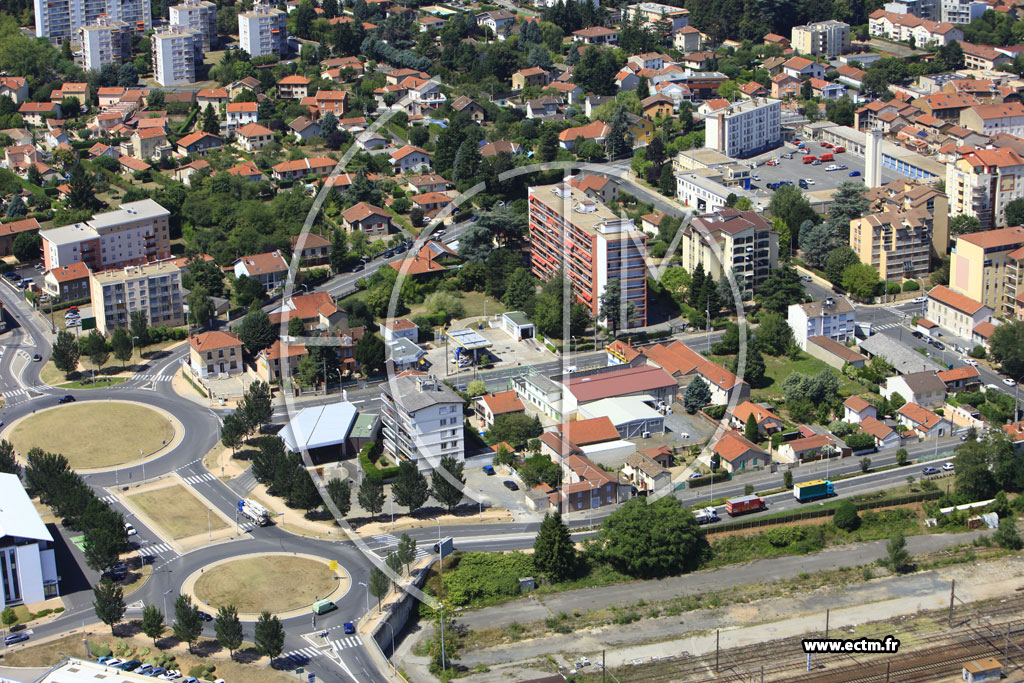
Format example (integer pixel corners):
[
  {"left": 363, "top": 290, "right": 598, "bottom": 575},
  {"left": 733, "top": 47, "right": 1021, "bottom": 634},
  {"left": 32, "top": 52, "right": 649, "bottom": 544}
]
[
  {"left": 368, "top": 533, "right": 429, "bottom": 560},
  {"left": 873, "top": 322, "right": 901, "bottom": 331},
  {"left": 138, "top": 542, "right": 174, "bottom": 558},
  {"left": 180, "top": 473, "right": 216, "bottom": 486},
  {"left": 133, "top": 374, "right": 174, "bottom": 384},
  {"left": 280, "top": 647, "right": 322, "bottom": 664},
  {"left": 231, "top": 469, "right": 258, "bottom": 496},
  {"left": 331, "top": 637, "right": 361, "bottom": 651},
  {"left": 100, "top": 495, "right": 118, "bottom": 505},
  {"left": 2, "top": 385, "right": 50, "bottom": 400}
]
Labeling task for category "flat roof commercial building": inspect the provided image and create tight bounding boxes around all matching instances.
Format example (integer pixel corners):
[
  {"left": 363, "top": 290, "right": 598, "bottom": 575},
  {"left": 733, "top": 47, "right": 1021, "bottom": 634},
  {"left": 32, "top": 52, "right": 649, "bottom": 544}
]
[{"left": 0, "top": 473, "right": 59, "bottom": 607}]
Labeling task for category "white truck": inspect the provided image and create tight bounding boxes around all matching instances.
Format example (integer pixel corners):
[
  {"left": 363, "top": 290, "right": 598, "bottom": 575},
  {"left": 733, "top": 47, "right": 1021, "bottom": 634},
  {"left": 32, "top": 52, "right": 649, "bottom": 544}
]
[
  {"left": 693, "top": 507, "right": 719, "bottom": 525},
  {"left": 240, "top": 498, "right": 270, "bottom": 526}
]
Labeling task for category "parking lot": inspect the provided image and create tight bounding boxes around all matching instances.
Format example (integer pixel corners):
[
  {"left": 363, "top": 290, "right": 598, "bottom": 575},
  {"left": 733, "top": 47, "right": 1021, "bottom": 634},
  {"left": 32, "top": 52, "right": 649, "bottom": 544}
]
[{"left": 748, "top": 139, "right": 900, "bottom": 194}]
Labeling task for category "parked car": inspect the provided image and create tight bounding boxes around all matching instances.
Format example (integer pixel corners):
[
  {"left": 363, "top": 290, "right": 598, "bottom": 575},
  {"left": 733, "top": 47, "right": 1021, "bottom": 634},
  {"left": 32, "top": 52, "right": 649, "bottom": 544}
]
[
  {"left": 921, "top": 466, "right": 940, "bottom": 475},
  {"left": 120, "top": 661, "right": 142, "bottom": 671},
  {"left": 1004, "top": 378, "right": 1016, "bottom": 386},
  {"left": 482, "top": 465, "right": 495, "bottom": 475},
  {"left": 912, "top": 297, "right": 926, "bottom": 304},
  {"left": 344, "top": 622, "right": 356, "bottom": 635},
  {"left": 911, "top": 330, "right": 923, "bottom": 338},
  {"left": 965, "top": 359, "right": 979, "bottom": 367},
  {"left": 124, "top": 522, "right": 137, "bottom": 536},
  {"left": 804, "top": 178, "right": 815, "bottom": 185},
  {"left": 5, "top": 633, "right": 29, "bottom": 645},
  {"left": 137, "top": 664, "right": 154, "bottom": 674},
  {"left": 58, "top": 395, "right": 76, "bottom": 404},
  {"left": 849, "top": 171, "right": 861, "bottom": 177},
  {"left": 198, "top": 611, "right": 214, "bottom": 622},
  {"left": 148, "top": 668, "right": 167, "bottom": 678},
  {"left": 942, "top": 462, "right": 955, "bottom": 471},
  {"left": 751, "top": 174, "right": 761, "bottom": 181},
  {"left": 801, "top": 275, "right": 812, "bottom": 282},
  {"left": 798, "top": 179, "right": 808, "bottom": 189},
  {"left": 435, "top": 229, "right": 447, "bottom": 236},
  {"left": 930, "top": 340, "right": 945, "bottom": 350},
  {"left": 351, "top": 264, "right": 364, "bottom": 272},
  {"left": 502, "top": 480, "right": 519, "bottom": 491},
  {"left": 3, "top": 272, "right": 20, "bottom": 281}
]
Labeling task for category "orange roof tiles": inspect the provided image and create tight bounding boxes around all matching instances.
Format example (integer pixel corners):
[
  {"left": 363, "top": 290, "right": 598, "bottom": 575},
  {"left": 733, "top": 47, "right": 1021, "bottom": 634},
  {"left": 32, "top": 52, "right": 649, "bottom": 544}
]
[
  {"left": 189, "top": 331, "right": 242, "bottom": 352},
  {"left": 927, "top": 285, "right": 989, "bottom": 315},
  {"left": 556, "top": 416, "right": 620, "bottom": 446},
  {"left": 712, "top": 430, "right": 765, "bottom": 462},
  {"left": 478, "top": 390, "right": 526, "bottom": 416}
]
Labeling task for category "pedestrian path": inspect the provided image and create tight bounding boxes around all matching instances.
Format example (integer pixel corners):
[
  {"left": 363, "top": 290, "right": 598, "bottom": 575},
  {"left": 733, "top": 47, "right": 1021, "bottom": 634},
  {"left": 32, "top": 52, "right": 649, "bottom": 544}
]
[
  {"left": 280, "top": 648, "right": 322, "bottom": 664},
  {"left": 2, "top": 384, "right": 49, "bottom": 401},
  {"left": 180, "top": 473, "right": 216, "bottom": 486},
  {"left": 99, "top": 495, "right": 118, "bottom": 505},
  {"left": 331, "top": 637, "right": 361, "bottom": 651},
  {"left": 228, "top": 469, "right": 258, "bottom": 497},
  {"left": 873, "top": 322, "right": 901, "bottom": 331},
  {"left": 368, "top": 533, "right": 429, "bottom": 560},
  {"left": 138, "top": 542, "right": 174, "bottom": 558}
]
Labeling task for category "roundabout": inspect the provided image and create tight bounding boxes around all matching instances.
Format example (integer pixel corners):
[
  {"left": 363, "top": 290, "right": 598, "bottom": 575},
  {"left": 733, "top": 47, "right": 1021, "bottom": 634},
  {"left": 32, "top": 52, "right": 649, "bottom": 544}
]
[
  {"left": 6, "top": 400, "right": 180, "bottom": 470},
  {"left": 186, "top": 553, "right": 350, "bottom": 619}
]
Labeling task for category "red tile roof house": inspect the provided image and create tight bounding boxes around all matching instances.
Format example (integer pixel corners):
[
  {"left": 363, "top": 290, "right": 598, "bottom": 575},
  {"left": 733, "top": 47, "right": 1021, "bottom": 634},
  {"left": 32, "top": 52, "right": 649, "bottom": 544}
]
[
  {"left": 381, "top": 318, "right": 418, "bottom": 342},
  {"left": 726, "top": 401, "right": 784, "bottom": 437},
  {"left": 290, "top": 232, "right": 331, "bottom": 266},
  {"left": 711, "top": 430, "right": 768, "bottom": 473},
  {"left": 554, "top": 416, "right": 621, "bottom": 447},
  {"left": 176, "top": 131, "right": 222, "bottom": 157},
  {"left": 775, "top": 433, "right": 839, "bottom": 464},
  {"left": 410, "top": 191, "right": 452, "bottom": 217},
  {"left": 606, "top": 339, "right": 645, "bottom": 367},
  {"left": 340, "top": 202, "right": 392, "bottom": 237},
  {"left": 859, "top": 416, "right": 901, "bottom": 450},
  {"left": 560, "top": 365, "right": 677, "bottom": 416},
  {"left": 554, "top": 454, "right": 621, "bottom": 512},
  {"left": 641, "top": 340, "right": 749, "bottom": 405},
  {"left": 390, "top": 145, "right": 432, "bottom": 173},
  {"left": 897, "top": 402, "right": 952, "bottom": 439},
  {"left": 269, "top": 291, "right": 347, "bottom": 331},
  {"left": 557, "top": 120, "right": 610, "bottom": 150},
  {"left": 474, "top": 390, "right": 526, "bottom": 429},
  {"left": 0, "top": 217, "right": 39, "bottom": 258},
  {"left": 232, "top": 250, "right": 290, "bottom": 290},
  {"left": 843, "top": 395, "right": 877, "bottom": 424},
  {"left": 235, "top": 123, "right": 275, "bottom": 152},
  {"left": 272, "top": 156, "right": 336, "bottom": 182},
  {"left": 42, "top": 261, "right": 90, "bottom": 301},
  {"left": 256, "top": 340, "right": 308, "bottom": 382}
]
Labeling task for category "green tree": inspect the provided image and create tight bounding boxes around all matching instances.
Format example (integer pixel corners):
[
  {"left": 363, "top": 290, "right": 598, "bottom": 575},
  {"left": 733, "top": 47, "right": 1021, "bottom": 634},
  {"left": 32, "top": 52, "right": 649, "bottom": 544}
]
[
  {"left": 989, "top": 320, "right": 1024, "bottom": 378},
  {"left": 358, "top": 477, "right": 386, "bottom": 520},
  {"left": 832, "top": 499, "right": 860, "bottom": 531},
  {"left": 187, "top": 284, "right": 215, "bottom": 330},
  {"left": 254, "top": 610, "right": 285, "bottom": 660},
  {"left": 830, "top": 180, "right": 869, "bottom": 221},
  {"left": 842, "top": 262, "right": 882, "bottom": 300},
  {"left": 591, "top": 497, "right": 708, "bottom": 578},
  {"left": 486, "top": 413, "right": 543, "bottom": 447},
  {"left": 533, "top": 512, "right": 577, "bottom": 581},
  {"left": 573, "top": 45, "right": 618, "bottom": 95},
  {"left": 11, "top": 231, "right": 40, "bottom": 262},
  {"left": 214, "top": 604, "right": 244, "bottom": 657},
  {"left": 994, "top": 516, "right": 1023, "bottom": 550},
  {"left": 67, "top": 163, "right": 98, "bottom": 212},
  {"left": 110, "top": 327, "right": 133, "bottom": 368},
  {"left": 236, "top": 306, "right": 276, "bottom": 355},
  {"left": 1, "top": 606, "right": 15, "bottom": 638},
  {"left": 327, "top": 478, "right": 351, "bottom": 517},
  {"left": 824, "top": 246, "right": 861, "bottom": 287},
  {"left": 5, "top": 195, "right": 27, "bottom": 219},
  {"left": 220, "top": 411, "right": 246, "bottom": 454},
  {"left": 392, "top": 460, "right": 430, "bottom": 514},
  {"left": 354, "top": 332, "right": 385, "bottom": 375},
  {"left": 886, "top": 531, "right": 911, "bottom": 574},
  {"left": 51, "top": 330, "right": 80, "bottom": 378},
  {"left": 769, "top": 185, "right": 815, "bottom": 244},
  {"left": 1007, "top": 197, "right": 1024, "bottom": 227},
  {"left": 757, "top": 266, "right": 805, "bottom": 314},
  {"left": 658, "top": 163, "right": 675, "bottom": 196},
  {"left": 172, "top": 594, "right": 203, "bottom": 653},
  {"left": 141, "top": 604, "right": 164, "bottom": 645},
  {"left": 430, "top": 455, "right": 465, "bottom": 513},
  {"left": 368, "top": 567, "right": 390, "bottom": 612},
  {"left": 0, "top": 440, "right": 20, "bottom": 476},
  {"left": 130, "top": 310, "right": 149, "bottom": 353},
  {"left": 82, "top": 502, "right": 127, "bottom": 573},
  {"left": 753, "top": 312, "right": 794, "bottom": 356},
  {"left": 240, "top": 380, "right": 273, "bottom": 434},
  {"left": 287, "top": 315, "right": 306, "bottom": 338},
  {"left": 202, "top": 103, "right": 219, "bottom": 134},
  {"left": 950, "top": 214, "right": 982, "bottom": 235},
  {"left": 799, "top": 221, "right": 835, "bottom": 269},
  {"left": 81, "top": 328, "right": 109, "bottom": 376},
  {"left": 744, "top": 413, "right": 759, "bottom": 442},
  {"left": 604, "top": 106, "right": 634, "bottom": 158},
  {"left": 896, "top": 448, "right": 909, "bottom": 466},
  {"left": 92, "top": 579, "right": 126, "bottom": 634},
  {"left": 783, "top": 470, "right": 793, "bottom": 488},
  {"left": 683, "top": 376, "right": 711, "bottom": 413},
  {"left": 233, "top": 275, "right": 265, "bottom": 308},
  {"left": 397, "top": 533, "right": 417, "bottom": 573},
  {"left": 956, "top": 435, "right": 998, "bottom": 500},
  {"left": 330, "top": 228, "right": 349, "bottom": 272}
]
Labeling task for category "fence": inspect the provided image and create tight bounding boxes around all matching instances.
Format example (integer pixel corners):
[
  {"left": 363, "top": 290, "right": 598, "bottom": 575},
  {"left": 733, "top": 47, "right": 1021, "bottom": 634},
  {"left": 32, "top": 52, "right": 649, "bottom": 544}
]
[{"left": 703, "top": 490, "right": 944, "bottom": 535}]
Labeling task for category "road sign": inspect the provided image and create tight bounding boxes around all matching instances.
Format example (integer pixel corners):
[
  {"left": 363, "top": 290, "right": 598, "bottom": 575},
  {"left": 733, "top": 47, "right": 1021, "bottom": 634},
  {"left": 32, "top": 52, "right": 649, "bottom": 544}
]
[{"left": 329, "top": 560, "right": 337, "bottom": 571}]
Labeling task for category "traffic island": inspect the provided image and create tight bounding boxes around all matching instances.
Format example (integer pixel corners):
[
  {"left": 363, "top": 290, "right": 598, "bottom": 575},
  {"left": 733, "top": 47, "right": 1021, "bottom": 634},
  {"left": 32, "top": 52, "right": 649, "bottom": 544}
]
[
  {"left": 185, "top": 553, "right": 349, "bottom": 620},
  {"left": 119, "top": 476, "right": 240, "bottom": 555},
  {"left": 5, "top": 400, "right": 181, "bottom": 472}
]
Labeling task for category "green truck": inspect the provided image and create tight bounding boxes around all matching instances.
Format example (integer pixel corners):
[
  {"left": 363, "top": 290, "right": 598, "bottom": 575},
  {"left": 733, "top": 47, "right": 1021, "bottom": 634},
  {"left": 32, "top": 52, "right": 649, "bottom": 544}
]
[
  {"left": 312, "top": 600, "right": 336, "bottom": 615},
  {"left": 793, "top": 479, "right": 834, "bottom": 503}
]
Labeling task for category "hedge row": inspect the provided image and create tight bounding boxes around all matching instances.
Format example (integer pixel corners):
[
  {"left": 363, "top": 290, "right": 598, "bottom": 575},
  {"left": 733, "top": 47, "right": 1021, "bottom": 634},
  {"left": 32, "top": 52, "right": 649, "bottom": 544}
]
[{"left": 359, "top": 442, "right": 400, "bottom": 482}]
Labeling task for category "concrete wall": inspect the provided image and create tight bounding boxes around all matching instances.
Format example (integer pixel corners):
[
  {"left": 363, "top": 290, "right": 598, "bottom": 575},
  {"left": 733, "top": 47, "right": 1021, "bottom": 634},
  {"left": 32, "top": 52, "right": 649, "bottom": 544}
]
[{"left": 371, "top": 568, "right": 430, "bottom": 657}]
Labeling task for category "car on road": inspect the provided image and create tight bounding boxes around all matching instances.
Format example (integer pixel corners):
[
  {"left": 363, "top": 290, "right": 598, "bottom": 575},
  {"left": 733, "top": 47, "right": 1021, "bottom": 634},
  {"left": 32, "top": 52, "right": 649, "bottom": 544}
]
[
  {"left": 502, "top": 480, "right": 519, "bottom": 491},
  {"left": 351, "top": 263, "right": 364, "bottom": 272},
  {"left": 751, "top": 174, "right": 760, "bottom": 181},
  {"left": 1004, "top": 378, "right": 1016, "bottom": 386},
  {"left": 849, "top": 171, "right": 861, "bottom": 177},
  {"left": 482, "top": 465, "right": 495, "bottom": 475},
  {"left": 32, "top": 354, "right": 41, "bottom": 362},
  {"left": 58, "top": 395, "right": 76, "bottom": 404},
  {"left": 912, "top": 297, "right": 926, "bottom": 304},
  {"left": 911, "top": 330, "right": 923, "bottom": 338},
  {"left": 344, "top": 622, "right": 356, "bottom": 635},
  {"left": 804, "top": 178, "right": 815, "bottom": 185},
  {"left": 943, "top": 462, "right": 955, "bottom": 471},
  {"left": 965, "top": 359, "right": 979, "bottom": 366},
  {"left": 198, "top": 611, "right": 213, "bottom": 622},
  {"left": 5, "top": 633, "right": 29, "bottom": 645},
  {"left": 921, "top": 466, "right": 940, "bottom": 475},
  {"left": 837, "top": 165, "right": 848, "bottom": 170},
  {"left": 798, "top": 178, "right": 808, "bottom": 189},
  {"left": 825, "top": 164, "right": 840, "bottom": 171},
  {"left": 435, "top": 229, "right": 446, "bottom": 236},
  {"left": 124, "top": 522, "right": 136, "bottom": 536},
  {"left": 801, "top": 275, "right": 812, "bottom": 282},
  {"left": 930, "top": 340, "right": 945, "bottom": 350}
]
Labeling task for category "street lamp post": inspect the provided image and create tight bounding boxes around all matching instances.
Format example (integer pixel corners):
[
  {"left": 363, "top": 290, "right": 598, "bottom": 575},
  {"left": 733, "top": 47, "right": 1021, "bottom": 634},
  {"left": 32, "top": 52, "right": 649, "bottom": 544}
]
[
  {"left": 162, "top": 589, "right": 174, "bottom": 620},
  {"left": 478, "top": 490, "right": 482, "bottom": 520},
  {"left": 207, "top": 508, "right": 212, "bottom": 540},
  {"left": 383, "top": 622, "right": 396, "bottom": 675},
  {"left": 358, "top": 581, "right": 369, "bottom": 613},
  {"left": 436, "top": 517, "right": 444, "bottom": 572},
  {"left": 131, "top": 335, "right": 139, "bottom": 367}
]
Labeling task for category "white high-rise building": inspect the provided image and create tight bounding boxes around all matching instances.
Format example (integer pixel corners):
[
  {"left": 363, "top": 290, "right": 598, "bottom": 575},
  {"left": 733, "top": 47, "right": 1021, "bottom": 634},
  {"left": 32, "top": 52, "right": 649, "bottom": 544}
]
[
  {"left": 33, "top": 0, "right": 150, "bottom": 43},
  {"left": 238, "top": 3, "right": 287, "bottom": 58},
  {"left": 81, "top": 16, "right": 132, "bottom": 71},
  {"left": 152, "top": 28, "right": 203, "bottom": 86},
  {"left": 940, "top": 0, "right": 987, "bottom": 23},
  {"left": 704, "top": 98, "right": 782, "bottom": 159},
  {"left": 380, "top": 374, "right": 466, "bottom": 473},
  {"left": 169, "top": 0, "right": 217, "bottom": 51}
]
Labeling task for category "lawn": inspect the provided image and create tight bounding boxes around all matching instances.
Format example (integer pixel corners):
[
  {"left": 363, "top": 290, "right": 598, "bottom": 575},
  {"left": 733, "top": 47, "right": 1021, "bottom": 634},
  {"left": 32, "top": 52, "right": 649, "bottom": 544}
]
[
  {"left": 128, "top": 485, "right": 227, "bottom": 540},
  {"left": 9, "top": 403, "right": 175, "bottom": 469},
  {"left": 407, "top": 291, "right": 507, "bottom": 322},
  {"left": 193, "top": 556, "right": 338, "bottom": 614},
  {"left": 58, "top": 377, "right": 128, "bottom": 389},
  {"left": 712, "top": 353, "right": 868, "bottom": 402}
]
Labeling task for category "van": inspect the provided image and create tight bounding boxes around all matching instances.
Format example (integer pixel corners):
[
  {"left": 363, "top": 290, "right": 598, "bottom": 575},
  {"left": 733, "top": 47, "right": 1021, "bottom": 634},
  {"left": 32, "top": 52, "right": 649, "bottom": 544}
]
[{"left": 312, "top": 599, "right": 336, "bottom": 615}]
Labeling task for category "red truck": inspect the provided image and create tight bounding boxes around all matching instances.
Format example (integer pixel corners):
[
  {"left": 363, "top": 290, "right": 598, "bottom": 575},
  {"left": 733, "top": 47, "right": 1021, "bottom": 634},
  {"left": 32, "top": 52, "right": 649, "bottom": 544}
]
[
  {"left": 820, "top": 152, "right": 834, "bottom": 162},
  {"left": 725, "top": 495, "right": 766, "bottom": 516},
  {"left": 834, "top": 146, "right": 846, "bottom": 153},
  {"left": 802, "top": 154, "right": 817, "bottom": 164}
]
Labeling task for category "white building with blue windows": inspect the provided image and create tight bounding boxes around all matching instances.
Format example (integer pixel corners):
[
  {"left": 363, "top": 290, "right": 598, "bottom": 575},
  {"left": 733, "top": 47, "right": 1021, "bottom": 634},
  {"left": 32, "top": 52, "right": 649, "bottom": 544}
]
[{"left": 1, "top": 474, "right": 59, "bottom": 608}]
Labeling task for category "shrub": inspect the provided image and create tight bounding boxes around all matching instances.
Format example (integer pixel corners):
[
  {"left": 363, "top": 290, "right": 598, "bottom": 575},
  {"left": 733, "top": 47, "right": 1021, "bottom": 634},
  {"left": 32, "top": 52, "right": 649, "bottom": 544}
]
[
  {"left": 845, "top": 432, "right": 876, "bottom": 451},
  {"left": 704, "top": 405, "right": 727, "bottom": 420},
  {"left": 441, "top": 552, "right": 536, "bottom": 606},
  {"left": 188, "top": 665, "right": 215, "bottom": 681},
  {"left": 833, "top": 500, "right": 860, "bottom": 531},
  {"left": 901, "top": 280, "right": 920, "bottom": 291},
  {"left": 91, "top": 642, "right": 113, "bottom": 658},
  {"left": 969, "top": 345, "right": 987, "bottom": 359},
  {"left": 886, "top": 282, "right": 900, "bottom": 295}
]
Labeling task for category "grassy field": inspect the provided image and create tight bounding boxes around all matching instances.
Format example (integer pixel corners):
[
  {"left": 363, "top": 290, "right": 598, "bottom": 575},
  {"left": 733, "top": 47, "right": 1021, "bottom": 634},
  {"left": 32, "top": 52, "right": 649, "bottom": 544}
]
[
  {"left": 723, "top": 353, "right": 868, "bottom": 402},
  {"left": 193, "top": 556, "right": 337, "bottom": 614},
  {"left": 0, "top": 632, "right": 297, "bottom": 683},
  {"left": 407, "top": 291, "right": 507, "bottom": 321},
  {"left": 9, "top": 403, "right": 175, "bottom": 468},
  {"left": 58, "top": 377, "right": 129, "bottom": 389},
  {"left": 129, "top": 485, "right": 227, "bottom": 540}
]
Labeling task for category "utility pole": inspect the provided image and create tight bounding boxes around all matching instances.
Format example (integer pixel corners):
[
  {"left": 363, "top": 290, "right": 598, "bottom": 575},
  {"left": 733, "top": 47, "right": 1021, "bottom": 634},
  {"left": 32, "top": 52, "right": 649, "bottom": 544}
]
[
  {"left": 715, "top": 629, "right": 719, "bottom": 674},
  {"left": 440, "top": 605, "right": 446, "bottom": 675},
  {"left": 825, "top": 608, "right": 829, "bottom": 639},
  {"left": 602, "top": 650, "right": 606, "bottom": 683},
  {"left": 948, "top": 580, "right": 955, "bottom": 628}
]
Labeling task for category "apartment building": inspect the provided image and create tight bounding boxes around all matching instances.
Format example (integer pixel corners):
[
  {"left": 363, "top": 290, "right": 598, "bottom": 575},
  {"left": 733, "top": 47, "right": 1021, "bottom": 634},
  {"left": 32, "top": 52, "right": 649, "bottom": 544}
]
[
  {"left": 256, "top": 340, "right": 307, "bottom": 383},
  {"left": 788, "top": 296, "right": 856, "bottom": 350},
  {"left": 946, "top": 147, "right": 1024, "bottom": 231},
  {"left": 239, "top": 3, "right": 288, "bottom": 58},
  {"left": 680, "top": 209, "right": 779, "bottom": 301},
  {"left": 152, "top": 29, "right": 203, "bottom": 87},
  {"left": 623, "top": 2, "right": 690, "bottom": 32},
  {"left": 884, "top": 0, "right": 938, "bottom": 20},
  {"left": 81, "top": 17, "right": 133, "bottom": 71},
  {"left": 169, "top": 0, "right": 217, "bottom": 51},
  {"left": 42, "top": 199, "right": 171, "bottom": 271},
  {"left": 949, "top": 226, "right": 1024, "bottom": 315},
  {"left": 868, "top": 10, "right": 962, "bottom": 45},
  {"left": 791, "top": 20, "right": 850, "bottom": 58},
  {"left": 380, "top": 373, "right": 465, "bottom": 472},
  {"left": 90, "top": 261, "right": 184, "bottom": 334},
  {"left": 849, "top": 207, "right": 932, "bottom": 281},
  {"left": 959, "top": 102, "right": 1024, "bottom": 138},
  {"left": 864, "top": 179, "right": 950, "bottom": 259},
  {"left": 925, "top": 284, "right": 993, "bottom": 340},
  {"left": 34, "top": 0, "right": 150, "bottom": 43},
  {"left": 704, "top": 97, "right": 781, "bottom": 159},
  {"left": 528, "top": 182, "right": 648, "bottom": 327},
  {"left": 940, "top": 0, "right": 987, "bottom": 24}
]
